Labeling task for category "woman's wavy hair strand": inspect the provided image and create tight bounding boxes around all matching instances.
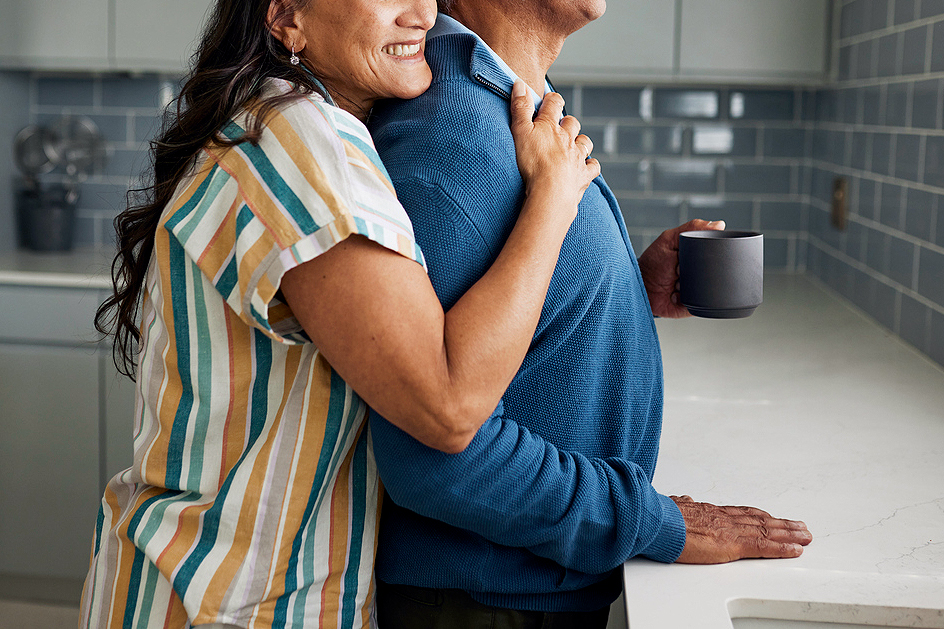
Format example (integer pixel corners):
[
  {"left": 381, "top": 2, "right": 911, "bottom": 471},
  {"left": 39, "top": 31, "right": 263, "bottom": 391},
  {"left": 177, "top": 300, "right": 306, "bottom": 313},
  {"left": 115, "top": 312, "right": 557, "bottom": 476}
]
[{"left": 96, "top": 0, "right": 321, "bottom": 379}]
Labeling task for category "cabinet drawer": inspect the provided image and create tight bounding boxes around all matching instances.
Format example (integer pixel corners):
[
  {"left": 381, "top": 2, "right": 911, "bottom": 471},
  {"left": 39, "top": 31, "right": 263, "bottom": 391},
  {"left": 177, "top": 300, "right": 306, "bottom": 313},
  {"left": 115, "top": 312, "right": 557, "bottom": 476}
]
[{"left": 0, "top": 285, "right": 102, "bottom": 344}]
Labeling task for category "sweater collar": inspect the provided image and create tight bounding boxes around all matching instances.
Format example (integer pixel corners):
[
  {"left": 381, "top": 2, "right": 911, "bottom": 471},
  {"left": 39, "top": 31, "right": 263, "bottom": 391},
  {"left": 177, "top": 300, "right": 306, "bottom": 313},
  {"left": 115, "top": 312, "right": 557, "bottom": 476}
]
[{"left": 428, "top": 13, "right": 548, "bottom": 108}]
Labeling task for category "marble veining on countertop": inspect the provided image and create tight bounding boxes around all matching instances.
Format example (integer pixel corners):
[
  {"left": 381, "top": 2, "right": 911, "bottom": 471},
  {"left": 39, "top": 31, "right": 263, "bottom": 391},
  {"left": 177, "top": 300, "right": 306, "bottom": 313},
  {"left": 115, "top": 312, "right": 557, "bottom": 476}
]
[
  {"left": 0, "top": 248, "right": 114, "bottom": 289},
  {"left": 622, "top": 274, "right": 944, "bottom": 628}
]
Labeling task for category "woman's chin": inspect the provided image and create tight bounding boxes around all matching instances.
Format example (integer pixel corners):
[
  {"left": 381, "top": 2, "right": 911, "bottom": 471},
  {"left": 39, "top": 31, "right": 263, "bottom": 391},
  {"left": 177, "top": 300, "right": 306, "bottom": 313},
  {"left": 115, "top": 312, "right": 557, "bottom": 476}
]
[{"left": 392, "top": 73, "right": 433, "bottom": 101}]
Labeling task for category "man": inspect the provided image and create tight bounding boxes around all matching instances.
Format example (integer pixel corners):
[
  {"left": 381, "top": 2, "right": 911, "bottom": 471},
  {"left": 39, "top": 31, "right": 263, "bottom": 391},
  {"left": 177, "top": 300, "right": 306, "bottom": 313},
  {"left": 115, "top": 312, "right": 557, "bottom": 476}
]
[{"left": 366, "top": 0, "right": 813, "bottom": 626}]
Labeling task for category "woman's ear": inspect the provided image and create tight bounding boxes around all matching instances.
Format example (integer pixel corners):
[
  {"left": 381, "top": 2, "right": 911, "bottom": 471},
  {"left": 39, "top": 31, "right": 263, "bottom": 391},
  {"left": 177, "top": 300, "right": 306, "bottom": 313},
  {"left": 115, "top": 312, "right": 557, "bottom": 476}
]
[{"left": 267, "top": 0, "right": 306, "bottom": 52}]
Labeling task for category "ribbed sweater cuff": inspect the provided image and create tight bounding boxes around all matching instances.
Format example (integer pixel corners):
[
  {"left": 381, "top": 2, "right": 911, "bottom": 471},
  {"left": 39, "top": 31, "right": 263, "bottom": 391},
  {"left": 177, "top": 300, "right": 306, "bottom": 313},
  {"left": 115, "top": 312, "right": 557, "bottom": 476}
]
[{"left": 642, "top": 493, "right": 687, "bottom": 563}]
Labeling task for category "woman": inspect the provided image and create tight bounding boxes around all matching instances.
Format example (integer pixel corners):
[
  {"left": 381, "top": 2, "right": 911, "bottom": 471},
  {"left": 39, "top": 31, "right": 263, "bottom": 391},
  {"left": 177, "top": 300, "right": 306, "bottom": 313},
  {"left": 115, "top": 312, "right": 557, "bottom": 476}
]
[{"left": 80, "top": 0, "right": 598, "bottom": 627}]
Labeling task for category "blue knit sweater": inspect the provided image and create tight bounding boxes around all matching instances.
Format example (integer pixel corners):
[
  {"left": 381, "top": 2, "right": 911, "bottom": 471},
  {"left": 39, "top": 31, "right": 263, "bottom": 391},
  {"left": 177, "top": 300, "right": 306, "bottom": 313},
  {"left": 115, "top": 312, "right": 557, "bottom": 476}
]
[{"left": 366, "top": 29, "right": 686, "bottom": 613}]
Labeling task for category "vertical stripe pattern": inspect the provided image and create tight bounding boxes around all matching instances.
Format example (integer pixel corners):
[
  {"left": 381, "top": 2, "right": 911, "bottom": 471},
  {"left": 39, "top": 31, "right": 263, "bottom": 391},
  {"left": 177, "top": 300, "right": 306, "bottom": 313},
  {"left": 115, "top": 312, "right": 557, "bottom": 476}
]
[{"left": 81, "top": 78, "right": 423, "bottom": 629}]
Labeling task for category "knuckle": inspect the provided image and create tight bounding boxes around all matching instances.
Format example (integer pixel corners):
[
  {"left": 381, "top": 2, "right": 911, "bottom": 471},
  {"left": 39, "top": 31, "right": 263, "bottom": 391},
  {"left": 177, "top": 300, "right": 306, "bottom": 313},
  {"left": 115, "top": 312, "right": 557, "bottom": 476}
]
[{"left": 546, "top": 91, "right": 565, "bottom": 105}]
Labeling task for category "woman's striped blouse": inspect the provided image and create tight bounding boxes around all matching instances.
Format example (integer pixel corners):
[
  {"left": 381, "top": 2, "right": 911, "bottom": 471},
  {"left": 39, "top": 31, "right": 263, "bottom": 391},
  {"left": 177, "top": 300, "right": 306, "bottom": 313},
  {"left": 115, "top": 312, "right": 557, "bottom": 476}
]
[{"left": 80, "top": 78, "right": 425, "bottom": 629}]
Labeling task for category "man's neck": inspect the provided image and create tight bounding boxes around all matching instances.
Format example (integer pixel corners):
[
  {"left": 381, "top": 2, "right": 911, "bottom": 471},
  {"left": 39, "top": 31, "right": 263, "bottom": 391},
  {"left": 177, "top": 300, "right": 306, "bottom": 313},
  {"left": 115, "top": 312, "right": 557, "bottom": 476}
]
[{"left": 449, "top": 3, "right": 565, "bottom": 95}]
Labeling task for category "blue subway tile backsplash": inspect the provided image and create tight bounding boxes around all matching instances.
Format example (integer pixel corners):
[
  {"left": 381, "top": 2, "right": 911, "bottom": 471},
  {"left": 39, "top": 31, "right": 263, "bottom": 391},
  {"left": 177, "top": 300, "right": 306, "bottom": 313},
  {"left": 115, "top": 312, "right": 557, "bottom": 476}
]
[
  {"left": 902, "top": 27, "right": 928, "bottom": 75},
  {"left": 923, "top": 0, "right": 944, "bottom": 18},
  {"left": 730, "top": 90, "right": 796, "bottom": 121},
  {"left": 896, "top": 0, "right": 918, "bottom": 24},
  {"left": 911, "top": 79, "right": 941, "bottom": 129},
  {"left": 807, "top": 0, "right": 944, "bottom": 368},
  {"left": 581, "top": 87, "right": 643, "bottom": 118},
  {"left": 36, "top": 77, "right": 95, "bottom": 107},
  {"left": 653, "top": 89, "right": 719, "bottom": 119}
]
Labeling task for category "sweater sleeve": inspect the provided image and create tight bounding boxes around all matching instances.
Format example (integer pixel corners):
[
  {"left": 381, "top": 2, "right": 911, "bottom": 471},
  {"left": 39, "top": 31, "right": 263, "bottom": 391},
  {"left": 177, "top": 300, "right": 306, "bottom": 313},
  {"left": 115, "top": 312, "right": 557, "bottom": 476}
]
[{"left": 369, "top": 406, "right": 686, "bottom": 573}]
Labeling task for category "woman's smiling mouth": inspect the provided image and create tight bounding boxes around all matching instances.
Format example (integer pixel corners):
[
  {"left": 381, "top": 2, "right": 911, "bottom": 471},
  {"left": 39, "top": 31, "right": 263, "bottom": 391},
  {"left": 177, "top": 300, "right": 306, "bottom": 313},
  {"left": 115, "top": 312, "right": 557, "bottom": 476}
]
[{"left": 383, "top": 43, "right": 422, "bottom": 57}]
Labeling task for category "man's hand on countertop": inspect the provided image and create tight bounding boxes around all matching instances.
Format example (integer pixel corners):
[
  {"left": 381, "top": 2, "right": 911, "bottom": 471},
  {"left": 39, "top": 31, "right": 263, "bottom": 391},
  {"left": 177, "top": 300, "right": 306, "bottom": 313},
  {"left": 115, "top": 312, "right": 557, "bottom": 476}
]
[{"left": 671, "top": 495, "right": 813, "bottom": 564}]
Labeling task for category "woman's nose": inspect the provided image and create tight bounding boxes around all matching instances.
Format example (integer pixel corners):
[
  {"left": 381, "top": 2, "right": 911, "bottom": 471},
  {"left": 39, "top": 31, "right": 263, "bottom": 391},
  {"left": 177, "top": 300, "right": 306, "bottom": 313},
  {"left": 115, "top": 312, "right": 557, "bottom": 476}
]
[{"left": 397, "top": 0, "right": 437, "bottom": 31}]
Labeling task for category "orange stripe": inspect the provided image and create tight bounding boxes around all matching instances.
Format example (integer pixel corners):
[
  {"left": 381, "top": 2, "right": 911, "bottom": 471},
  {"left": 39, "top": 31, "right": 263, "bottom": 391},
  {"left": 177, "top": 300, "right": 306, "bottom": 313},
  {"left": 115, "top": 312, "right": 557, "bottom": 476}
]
[{"left": 163, "top": 588, "right": 188, "bottom": 629}]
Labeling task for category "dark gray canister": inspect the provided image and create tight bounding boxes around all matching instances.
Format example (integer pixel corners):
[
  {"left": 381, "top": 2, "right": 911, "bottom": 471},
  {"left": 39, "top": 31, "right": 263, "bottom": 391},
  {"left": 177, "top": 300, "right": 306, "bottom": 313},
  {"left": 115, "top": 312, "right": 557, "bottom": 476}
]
[
  {"left": 678, "top": 230, "right": 764, "bottom": 319},
  {"left": 15, "top": 185, "right": 77, "bottom": 252}
]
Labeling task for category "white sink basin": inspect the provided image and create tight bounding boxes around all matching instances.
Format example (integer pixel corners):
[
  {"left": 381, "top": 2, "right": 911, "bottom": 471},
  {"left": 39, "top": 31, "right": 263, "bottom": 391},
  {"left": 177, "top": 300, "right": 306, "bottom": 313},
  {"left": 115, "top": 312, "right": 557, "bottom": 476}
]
[{"left": 728, "top": 599, "right": 944, "bottom": 629}]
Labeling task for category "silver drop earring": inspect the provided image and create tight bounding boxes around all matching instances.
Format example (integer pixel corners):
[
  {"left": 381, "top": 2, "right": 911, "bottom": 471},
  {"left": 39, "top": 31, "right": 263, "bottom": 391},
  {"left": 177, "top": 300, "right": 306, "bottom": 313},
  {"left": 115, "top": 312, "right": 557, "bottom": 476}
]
[{"left": 290, "top": 44, "right": 300, "bottom": 66}]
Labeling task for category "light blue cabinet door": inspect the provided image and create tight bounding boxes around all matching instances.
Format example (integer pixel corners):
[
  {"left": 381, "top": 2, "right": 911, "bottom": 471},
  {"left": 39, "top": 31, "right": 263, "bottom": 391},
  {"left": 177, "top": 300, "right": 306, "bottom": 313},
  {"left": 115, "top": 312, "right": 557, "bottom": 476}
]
[
  {"left": 552, "top": 0, "right": 677, "bottom": 81},
  {"left": 550, "top": 0, "right": 830, "bottom": 84},
  {"left": 113, "top": 0, "right": 215, "bottom": 72},
  {"left": 103, "top": 358, "right": 136, "bottom": 486},
  {"left": 0, "top": 344, "right": 101, "bottom": 581},
  {"left": 679, "top": 0, "right": 830, "bottom": 81},
  {"left": 0, "top": 0, "right": 110, "bottom": 70}
]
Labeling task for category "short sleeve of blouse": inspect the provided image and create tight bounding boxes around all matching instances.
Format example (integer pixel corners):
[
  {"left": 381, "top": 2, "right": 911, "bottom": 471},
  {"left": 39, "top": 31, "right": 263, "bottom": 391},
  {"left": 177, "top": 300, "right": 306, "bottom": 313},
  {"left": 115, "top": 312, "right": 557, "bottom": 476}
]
[{"left": 161, "top": 80, "right": 426, "bottom": 344}]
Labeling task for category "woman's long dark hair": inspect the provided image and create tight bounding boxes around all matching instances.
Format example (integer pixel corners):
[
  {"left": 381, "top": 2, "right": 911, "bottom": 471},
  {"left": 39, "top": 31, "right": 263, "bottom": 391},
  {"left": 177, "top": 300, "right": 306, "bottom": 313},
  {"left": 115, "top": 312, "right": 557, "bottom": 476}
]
[{"left": 96, "top": 0, "right": 322, "bottom": 380}]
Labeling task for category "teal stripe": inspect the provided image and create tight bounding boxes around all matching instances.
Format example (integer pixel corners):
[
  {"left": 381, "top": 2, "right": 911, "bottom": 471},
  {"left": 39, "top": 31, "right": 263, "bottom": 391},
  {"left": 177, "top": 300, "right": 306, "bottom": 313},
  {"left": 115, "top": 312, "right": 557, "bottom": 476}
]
[
  {"left": 165, "top": 163, "right": 220, "bottom": 232},
  {"left": 353, "top": 216, "right": 371, "bottom": 239},
  {"left": 164, "top": 236, "right": 193, "bottom": 488},
  {"left": 216, "top": 254, "right": 238, "bottom": 302},
  {"left": 120, "top": 547, "right": 146, "bottom": 629},
  {"left": 236, "top": 202, "right": 254, "bottom": 233},
  {"left": 220, "top": 121, "right": 320, "bottom": 234},
  {"left": 173, "top": 167, "right": 231, "bottom": 244},
  {"left": 340, "top": 412, "right": 371, "bottom": 627},
  {"left": 187, "top": 261, "right": 213, "bottom": 487},
  {"left": 131, "top": 560, "right": 163, "bottom": 628},
  {"left": 93, "top": 503, "right": 104, "bottom": 555}
]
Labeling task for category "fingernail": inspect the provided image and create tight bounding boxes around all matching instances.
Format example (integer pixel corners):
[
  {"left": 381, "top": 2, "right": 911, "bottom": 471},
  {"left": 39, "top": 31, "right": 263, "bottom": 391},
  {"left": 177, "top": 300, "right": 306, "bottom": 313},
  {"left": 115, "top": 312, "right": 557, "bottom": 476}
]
[{"left": 512, "top": 79, "right": 525, "bottom": 98}]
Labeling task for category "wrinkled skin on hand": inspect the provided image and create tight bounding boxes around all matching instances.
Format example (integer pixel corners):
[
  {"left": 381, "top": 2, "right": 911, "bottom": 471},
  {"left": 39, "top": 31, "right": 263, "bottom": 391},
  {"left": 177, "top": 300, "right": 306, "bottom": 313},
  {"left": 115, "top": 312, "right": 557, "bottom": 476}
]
[
  {"left": 672, "top": 495, "right": 813, "bottom": 564},
  {"left": 637, "top": 219, "right": 725, "bottom": 318}
]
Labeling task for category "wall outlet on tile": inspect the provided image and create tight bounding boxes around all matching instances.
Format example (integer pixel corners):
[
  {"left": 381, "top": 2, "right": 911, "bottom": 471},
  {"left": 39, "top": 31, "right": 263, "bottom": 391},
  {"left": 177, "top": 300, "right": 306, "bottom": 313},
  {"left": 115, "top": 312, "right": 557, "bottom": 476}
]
[{"left": 831, "top": 177, "right": 848, "bottom": 230}]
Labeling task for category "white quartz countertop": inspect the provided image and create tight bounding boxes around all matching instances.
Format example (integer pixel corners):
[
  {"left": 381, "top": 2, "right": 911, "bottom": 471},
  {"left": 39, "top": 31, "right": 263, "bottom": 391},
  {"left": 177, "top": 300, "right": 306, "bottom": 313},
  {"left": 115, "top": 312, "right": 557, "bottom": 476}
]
[
  {"left": 623, "top": 274, "right": 944, "bottom": 628},
  {"left": 0, "top": 248, "right": 113, "bottom": 289}
]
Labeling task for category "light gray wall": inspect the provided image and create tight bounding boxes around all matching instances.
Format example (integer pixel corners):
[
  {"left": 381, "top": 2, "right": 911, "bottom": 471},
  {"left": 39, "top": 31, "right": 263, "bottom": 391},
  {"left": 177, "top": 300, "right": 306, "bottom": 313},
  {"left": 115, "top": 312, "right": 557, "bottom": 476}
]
[{"left": 0, "top": 71, "right": 30, "bottom": 253}]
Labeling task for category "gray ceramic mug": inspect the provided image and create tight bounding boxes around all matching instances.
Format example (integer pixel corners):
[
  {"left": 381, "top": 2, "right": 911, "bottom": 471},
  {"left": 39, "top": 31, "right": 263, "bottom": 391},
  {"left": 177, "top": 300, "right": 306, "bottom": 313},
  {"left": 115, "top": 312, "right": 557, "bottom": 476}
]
[{"left": 678, "top": 230, "right": 764, "bottom": 319}]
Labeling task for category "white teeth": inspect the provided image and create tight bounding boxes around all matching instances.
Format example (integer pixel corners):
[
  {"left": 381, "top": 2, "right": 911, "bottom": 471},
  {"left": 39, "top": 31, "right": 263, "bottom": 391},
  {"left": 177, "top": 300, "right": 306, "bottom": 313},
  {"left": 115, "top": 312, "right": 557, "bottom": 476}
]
[{"left": 384, "top": 43, "right": 420, "bottom": 57}]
